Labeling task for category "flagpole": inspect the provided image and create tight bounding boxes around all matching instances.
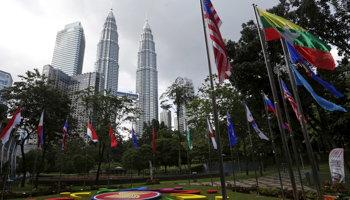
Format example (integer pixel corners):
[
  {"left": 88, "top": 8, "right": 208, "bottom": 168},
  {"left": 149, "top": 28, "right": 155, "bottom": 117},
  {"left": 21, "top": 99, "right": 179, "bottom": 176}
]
[
  {"left": 83, "top": 139, "right": 88, "bottom": 191},
  {"left": 29, "top": 148, "right": 39, "bottom": 197},
  {"left": 108, "top": 145, "right": 111, "bottom": 188},
  {"left": 261, "top": 91, "right": 285, "bottom": 199},
  {"left": 280, "top": 38, "right": 324, "bottom": 199},
  {"left": 206, "top": 119, "right": 213, "bottom": 186},
  {"left": 200, "top": 1, "right": 227, "bottom": 199},
  {"left": 131, "top": 149, "right": 133, "bottom": 188},
  {"left": 230, "top": 147, "right": 236, "bottom": 192},
  {"left": 278, "top": 76, "right": 306, "bottom": 199},
  {"left": 245, "top": 103, "right": 259, "bottom": 195},
  {"left": 252, "top": 4, "right": 299, "bottom": 199},
  {"left": 187, "top": 150, "right": 191, "bottom": 185},
  {"left": 58, "top": 150, "right": 64, "bottom": 194}
]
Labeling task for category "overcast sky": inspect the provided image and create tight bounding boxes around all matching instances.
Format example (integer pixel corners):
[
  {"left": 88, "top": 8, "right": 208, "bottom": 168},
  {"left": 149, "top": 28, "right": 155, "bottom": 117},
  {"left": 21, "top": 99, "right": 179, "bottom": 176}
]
[{"left": 0, "top": 0, "right": 284, "bottom": 95}]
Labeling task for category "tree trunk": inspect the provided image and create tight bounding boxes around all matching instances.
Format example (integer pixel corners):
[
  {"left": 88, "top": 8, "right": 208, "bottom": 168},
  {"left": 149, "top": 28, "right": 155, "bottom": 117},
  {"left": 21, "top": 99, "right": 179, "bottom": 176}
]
[
  {"left": 35, "top": 141, "right": 49, "bottom": 188},
  {"left": 20, "top": 141, "right": 26, "bottom": 187},
  {"left": 95, "top": 142, "right": 105, "bottom": 185}
]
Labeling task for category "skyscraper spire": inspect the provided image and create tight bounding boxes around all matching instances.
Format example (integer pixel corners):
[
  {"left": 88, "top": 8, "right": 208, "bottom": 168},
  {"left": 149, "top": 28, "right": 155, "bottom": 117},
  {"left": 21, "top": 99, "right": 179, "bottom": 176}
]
[
  {"left": 136, "top": 19, "right": 158, "bottom": 135},
  {"left": 94, "top": 9, "right": 120, "bottom": 94}
]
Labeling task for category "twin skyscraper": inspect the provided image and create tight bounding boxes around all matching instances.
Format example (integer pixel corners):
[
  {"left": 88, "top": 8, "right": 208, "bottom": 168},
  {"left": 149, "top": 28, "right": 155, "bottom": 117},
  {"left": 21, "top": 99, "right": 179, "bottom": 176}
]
[{"left": 50, "top": 9, "right": 158, "bottom": 135}]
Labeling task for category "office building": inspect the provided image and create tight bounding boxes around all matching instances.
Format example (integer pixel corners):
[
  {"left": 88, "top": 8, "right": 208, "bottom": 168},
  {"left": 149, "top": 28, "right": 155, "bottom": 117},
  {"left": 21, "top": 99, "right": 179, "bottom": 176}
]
[
  {"left": 94, "top": 9, "right": 120, "bottom": 94},
  {"left": 135, "top": 19, "right": 158, "bottom": 135},
  {"left": 160, "top": 110, "right": 171, "bottom": 130},
  {"left": 0, "top": 70, "right": 12, "bottom": 105},
  {"left": 51, "top": 22, "right": 85, "bottom": 76}
]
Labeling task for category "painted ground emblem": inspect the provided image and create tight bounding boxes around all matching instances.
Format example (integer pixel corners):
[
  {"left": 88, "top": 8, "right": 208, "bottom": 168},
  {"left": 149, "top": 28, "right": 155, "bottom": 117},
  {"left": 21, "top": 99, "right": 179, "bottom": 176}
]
[{"left": 92, "top": 191, "right": 161, "bottom": 200}]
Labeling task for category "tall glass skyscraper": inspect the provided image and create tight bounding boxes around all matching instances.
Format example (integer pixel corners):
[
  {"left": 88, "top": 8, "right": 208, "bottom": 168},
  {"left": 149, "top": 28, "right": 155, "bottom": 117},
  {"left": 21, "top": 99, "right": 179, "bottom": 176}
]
[
  {"left": 94, "top": 9, "right": 120, "bottom": 94},
  {"left": 136, "top": 19, "right": 158, "bottom": 134},
  {"left": 51, "top": 22, "right": 85, "bottom": 76}
]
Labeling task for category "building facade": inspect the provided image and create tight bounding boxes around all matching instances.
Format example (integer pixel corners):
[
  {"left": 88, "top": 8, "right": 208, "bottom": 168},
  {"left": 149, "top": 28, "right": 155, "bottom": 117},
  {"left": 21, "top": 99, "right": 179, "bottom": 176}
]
[
  {"left": 160, "top": 110, "right": 171, "bottom": 130},
  {"left": 94, "top": 9, "right": 120, "bottom": 94},
  {"left": 0, "top": 70, "right": 13, "bottom": 105},
  {"left": 51, "top": 22, "right": 85, "bottom": 76},
  {"left": 175, "top": 77, "right": 194, "bottom": 133},
  {"left": 135, "top": 19, "right": 158, "bottom": 135}
]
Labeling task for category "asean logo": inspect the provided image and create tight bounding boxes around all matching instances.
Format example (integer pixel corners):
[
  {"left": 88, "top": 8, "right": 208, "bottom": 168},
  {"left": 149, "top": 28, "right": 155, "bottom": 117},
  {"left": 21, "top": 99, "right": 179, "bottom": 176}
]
[{"left": 92, "top": 191, "right": 162, "bottom": 200}]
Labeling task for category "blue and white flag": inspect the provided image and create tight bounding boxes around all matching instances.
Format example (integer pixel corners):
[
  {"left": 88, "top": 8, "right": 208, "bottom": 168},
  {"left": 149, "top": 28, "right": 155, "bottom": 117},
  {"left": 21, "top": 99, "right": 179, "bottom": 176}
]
[{"left": 246, "top": 105, "right": 269, "bottom": 141}]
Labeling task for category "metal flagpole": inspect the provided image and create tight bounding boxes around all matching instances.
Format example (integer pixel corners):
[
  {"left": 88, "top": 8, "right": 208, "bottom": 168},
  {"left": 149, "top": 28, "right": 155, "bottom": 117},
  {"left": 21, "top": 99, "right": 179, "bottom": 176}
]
[
  {"left": 278, "top": 75, "right": 306, "bottom": 199},
  {"left": 131, "top": 149, "right": 133, "bottom": 188},
  {"left": 280, "top": 38, "right": 324, "bottom": 199},
  {"left": 245, "top": 103, "right": 259, "bottom": 195},
  {"left": 199, "top": 1, "right": 227, "bottom": 199},
  {"left": 206, "top": 123, "right": 213, "bottom": 186},
  {"left": 108, "top": 146, "right": 111, "bottom": 188},
  {"left": 58, "top": 151, "right": 64, "bottom": 194},
  {"left": 261, "top": 91, "right": 285, "bottom": 199},
  {"left": 83, "top": 141, "right": 88, "bottom": 191},
  {"left": 252, "top": 4, "right": 298, "bottom": 199},
  {"left": 187, "top": 150, "right": 191, "bottom": 185},
  {"left": 230, "top": 147, "right": 236, "bottom": 192},
  {"left": 29, "top": 148, "right": 39, "bottom": 197}
]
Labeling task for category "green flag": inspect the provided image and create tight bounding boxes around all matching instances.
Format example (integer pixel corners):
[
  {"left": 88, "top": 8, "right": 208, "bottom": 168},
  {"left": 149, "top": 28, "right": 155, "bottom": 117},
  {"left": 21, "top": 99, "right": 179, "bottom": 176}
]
[{"left": 186, "top": 123, "right": 193, "bottom": 150}]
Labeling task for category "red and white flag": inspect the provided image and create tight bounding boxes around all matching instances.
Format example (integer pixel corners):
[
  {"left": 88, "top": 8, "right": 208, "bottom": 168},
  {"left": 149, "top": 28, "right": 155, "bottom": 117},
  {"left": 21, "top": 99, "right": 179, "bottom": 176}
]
[
  {"left": 37, "top": 111, "right": 44, "bottom": 148},
  {"left": 207, "top": 118, "right": 217, "bottom": 149},
  {"left": 109, "top": 125, "right": 118, "bottom": 147},
  {"left": 0, "top": 105, "right": 21, "bottom": 144},
  {"left": 87, "top": 122, "right": 98, "bottom": 142},
  {"left": 203, "top": 0, "right": 232, "bottom": 83}
]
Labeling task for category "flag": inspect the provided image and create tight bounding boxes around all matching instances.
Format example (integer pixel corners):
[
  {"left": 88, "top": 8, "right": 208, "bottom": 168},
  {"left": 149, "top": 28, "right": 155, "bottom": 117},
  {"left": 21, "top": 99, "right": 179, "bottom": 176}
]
[
  {"left": 286, "top": 41, "right": 343, "bottom": 97},
  {"left": 227, "top": 112, "right": 237, "bottom": 147},
  {"left": 0, "top": 105, "right": 21, "bottom": 144},
  {"left": 245, "top": 105, "right": 269, "bottom": 141},
  {"left": 109, "top": 125, "right": 118, "bottom": 148},
  {"left": 264, "top": 94, "right": 292, "bottom": 132},
  {"left": 202, "top": 0, "right": 232, "bottom": 83},
  {"left": 37, "top": 111, "right": 44, "bottom": 148},
  {"left": 257, "top": 8, "right": 334, "bottom": 70},
  {"left": 152, "top": 126, "right": 156, "bottom": 154},
  {"left": 186, "top": 123, "right": 193, "bottom": 150},
  {"left": 281, "top": 79, "right": 307, "bottom": 124},
  {"left": 132, "top": 127, "right": 138, "bottom": 150},
  {"left": 206, "top": 118, "right": 217, "bottom": 149},
  {"left": 87, "top": 122, "right": 98, "bottom": 142},
  {"left": 290, "top": 63, "right": 347, "bottom": 112},
  {"left": 62, "top": 119, "right": 68, "bottom": 151}
]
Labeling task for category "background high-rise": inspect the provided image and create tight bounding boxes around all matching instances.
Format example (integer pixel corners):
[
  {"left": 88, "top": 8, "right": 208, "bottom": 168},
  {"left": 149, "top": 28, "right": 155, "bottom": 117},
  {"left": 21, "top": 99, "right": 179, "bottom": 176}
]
[{"left": 51, "top": 22, "right": 85, "bottom": 76}]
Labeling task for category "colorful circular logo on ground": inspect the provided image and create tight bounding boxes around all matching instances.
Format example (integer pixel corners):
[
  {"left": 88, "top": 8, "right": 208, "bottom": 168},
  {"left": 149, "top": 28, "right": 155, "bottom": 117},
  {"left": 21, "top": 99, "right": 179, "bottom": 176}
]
[{"left": 92, "top": 191, "right": 161, "bottom": 200}]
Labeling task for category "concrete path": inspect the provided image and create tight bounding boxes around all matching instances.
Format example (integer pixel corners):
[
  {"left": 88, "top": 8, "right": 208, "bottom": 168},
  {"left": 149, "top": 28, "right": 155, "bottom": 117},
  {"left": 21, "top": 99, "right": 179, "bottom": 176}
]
[{"left": 181, "top": 170, "right": 315, "bottom": 192}]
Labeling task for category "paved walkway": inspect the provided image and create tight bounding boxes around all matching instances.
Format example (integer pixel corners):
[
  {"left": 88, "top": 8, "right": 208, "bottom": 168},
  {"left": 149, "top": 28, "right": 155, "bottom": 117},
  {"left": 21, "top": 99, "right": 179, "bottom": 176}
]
[{"left": 182, "top": 170, "right": 315, "bottom": 192}]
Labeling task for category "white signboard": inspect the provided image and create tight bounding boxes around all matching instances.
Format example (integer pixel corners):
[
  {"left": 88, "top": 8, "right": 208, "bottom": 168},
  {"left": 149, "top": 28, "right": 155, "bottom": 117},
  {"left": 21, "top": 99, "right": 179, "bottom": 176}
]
[{"left": 329, "top": 148, "right": 345, "bottom": 183}]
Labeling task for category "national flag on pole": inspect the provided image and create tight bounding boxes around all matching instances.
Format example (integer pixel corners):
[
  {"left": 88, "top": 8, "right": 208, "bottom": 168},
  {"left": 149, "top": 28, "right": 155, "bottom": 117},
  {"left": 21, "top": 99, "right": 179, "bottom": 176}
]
[
  {"left": 206, "top": 118, "right": 217, "bottom": 149},
  {"left": 290, "top": 63, "right": 347, "bottom": 112},
  {"left": 132, "top": 127, "right": 138, "bottom": 150},
  {"left": 202, "top": 0, "right": 232, "bottom": 83},
  {"left": 281, "top": 79, "right": 307, "bottom": 124},
  {"left": 186, "top": 123, "right": 193, "bottom": 150},
  {"left": 257, "top": 8, "right": 334, "bottom": 70},
  {"left": 227, "top": 112, "right": 238, "bottom": 147},
  {"left": 245, "top": 105, "right": 269, "bottom": 141},
  {"left": 109, "top": 125, "right": 118, "bottom": 148},
  {"left": 87, "top": 122, "right": 98, "bottom": 142},
  {"left": 0, "top": 105, "right": 21, "bottom": 145},
  {"left": 263, "top": 94, "right": 292, "bottom": 132},
  {"left": 37, "top": 111, "right": 44, "bottom": 148},
  {"left": 286, "top": 41, "right": 343, "bottom": 97},
  {"left": 152, "top": 126, "right": 156, "bottom": 154},
  {"left": 62, "top": 119, "right": 68, "bottom": 150}
]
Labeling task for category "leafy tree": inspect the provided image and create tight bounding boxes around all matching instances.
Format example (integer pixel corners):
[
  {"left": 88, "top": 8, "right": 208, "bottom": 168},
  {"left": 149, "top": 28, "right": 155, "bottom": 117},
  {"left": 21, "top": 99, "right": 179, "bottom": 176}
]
[
  {"left": 16, "top": 150, "right": 47, "bottom": 179},
  {"left": 159, "top": 80, "right": 194, "bottom": 173},
  {"left": 72, "top": 154, "right": 95, "bottom": 174},
  {"left": 75, "top": 88, "right": 138, "bottom": 185},
  {"left": 0, "top": 69, "right": 74, "bottom": 187}
]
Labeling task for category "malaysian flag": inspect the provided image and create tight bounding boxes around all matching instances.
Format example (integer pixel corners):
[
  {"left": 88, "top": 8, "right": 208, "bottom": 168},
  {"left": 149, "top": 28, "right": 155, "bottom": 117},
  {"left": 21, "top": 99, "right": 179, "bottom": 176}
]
[
  {"left": 202, "top": 0, "right": 232, "bottom": 83},
  {"left": 281, "top": 79, "right": 307, "bottom": 124}
]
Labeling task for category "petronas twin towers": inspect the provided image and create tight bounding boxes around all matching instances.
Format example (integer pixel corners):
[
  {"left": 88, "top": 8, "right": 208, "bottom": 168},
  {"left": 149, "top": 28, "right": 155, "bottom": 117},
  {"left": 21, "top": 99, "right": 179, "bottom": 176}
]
[{"left": 95, "top": 10, "right": 158, "bottom": 134}]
